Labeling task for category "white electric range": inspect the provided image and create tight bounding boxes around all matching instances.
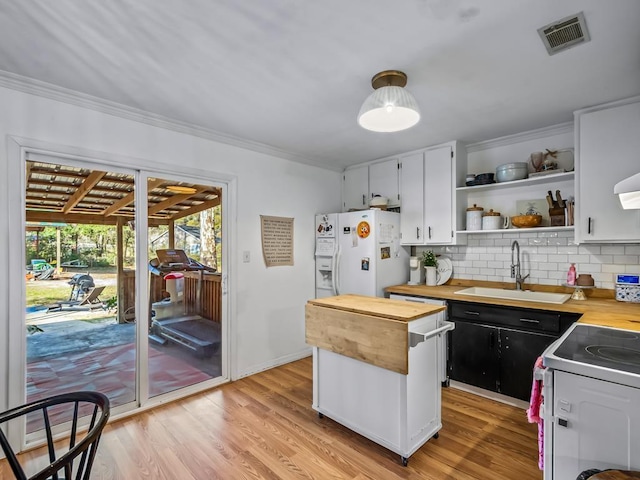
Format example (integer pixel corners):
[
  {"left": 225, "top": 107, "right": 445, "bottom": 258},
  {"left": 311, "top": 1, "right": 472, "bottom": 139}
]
[{"left": 542, "top": 323, "right": 640, "bottom": 479}]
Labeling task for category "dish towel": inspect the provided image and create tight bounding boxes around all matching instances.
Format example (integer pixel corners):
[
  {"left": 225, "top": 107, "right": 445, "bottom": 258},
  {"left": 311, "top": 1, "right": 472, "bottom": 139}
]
[{"left": 527, "top": 356, "right": 545, "bottom": 470}]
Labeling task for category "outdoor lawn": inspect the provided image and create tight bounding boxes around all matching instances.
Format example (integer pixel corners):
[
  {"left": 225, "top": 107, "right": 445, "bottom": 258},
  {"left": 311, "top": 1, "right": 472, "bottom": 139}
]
[{"left": 26, "top": 267, "right": 117, "bottom": 307}]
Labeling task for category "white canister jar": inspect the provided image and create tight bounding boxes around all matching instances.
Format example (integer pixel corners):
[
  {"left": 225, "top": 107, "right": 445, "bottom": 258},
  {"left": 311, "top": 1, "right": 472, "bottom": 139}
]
[
  {"left": 482, "top": 209, "right": 503, "bottom": 230},
  {"left": 466, "top": 204, "right": 484, "bottom": 231}
]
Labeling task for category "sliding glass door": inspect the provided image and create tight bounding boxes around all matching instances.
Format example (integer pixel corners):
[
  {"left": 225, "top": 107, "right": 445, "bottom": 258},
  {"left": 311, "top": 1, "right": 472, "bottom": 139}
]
[
  {"left": 21, "top": 153, "right": 227, "bottom": 439},
  {"left": 24, "top": 156, "right": 138, "bottom": 433},
  {"left": 145, "top": 176, "right": 224, "bottom": 398}
]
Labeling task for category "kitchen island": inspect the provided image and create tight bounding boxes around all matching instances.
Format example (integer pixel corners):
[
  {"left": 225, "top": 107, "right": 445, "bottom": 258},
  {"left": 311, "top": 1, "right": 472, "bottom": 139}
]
[{"left": 305, "top": 294, "right": 451, "bottom": 466}]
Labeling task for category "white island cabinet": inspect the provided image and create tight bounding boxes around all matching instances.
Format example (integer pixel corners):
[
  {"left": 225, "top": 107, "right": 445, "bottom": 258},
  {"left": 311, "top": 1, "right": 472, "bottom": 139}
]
[{"left": 305, "top": 294, "right": 452, "bottom": 466}]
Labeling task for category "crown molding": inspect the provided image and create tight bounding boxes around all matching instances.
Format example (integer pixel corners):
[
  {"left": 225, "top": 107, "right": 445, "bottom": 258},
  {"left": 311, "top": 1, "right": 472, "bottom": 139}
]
[
  {"left": 0, "top": 70, "right": 341, "bottom": 171},
  {"left": 465, "top": 122, "right": 574, "bottom": 153}
]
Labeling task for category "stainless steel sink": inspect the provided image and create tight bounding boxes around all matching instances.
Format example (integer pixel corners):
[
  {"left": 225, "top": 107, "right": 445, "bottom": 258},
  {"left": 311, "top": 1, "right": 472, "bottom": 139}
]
[{"left": 454, "top": 287, "right": 571, "bottom": 304}]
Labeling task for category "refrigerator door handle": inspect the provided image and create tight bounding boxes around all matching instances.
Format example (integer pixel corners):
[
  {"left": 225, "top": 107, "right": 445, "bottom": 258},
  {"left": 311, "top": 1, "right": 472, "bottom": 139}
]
[{"left": 334, "top": 245, "right": 342, "bottom": 295}]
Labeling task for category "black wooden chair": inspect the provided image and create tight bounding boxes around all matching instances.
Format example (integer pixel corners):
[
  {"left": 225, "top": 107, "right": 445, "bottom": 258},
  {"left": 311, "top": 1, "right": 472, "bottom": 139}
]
[{"left": 0, "top": 391, "right": 110, "bottom": 480}]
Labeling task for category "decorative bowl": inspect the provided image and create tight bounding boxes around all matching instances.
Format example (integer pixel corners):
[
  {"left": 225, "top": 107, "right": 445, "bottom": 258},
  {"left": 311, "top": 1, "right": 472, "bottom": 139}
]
[
  {"left": 369, "top": 196, "right": 388, "bottom": 207},
  {"left": 511, "top": 214, "right": 542, "bottom": 228},
  {"left": 496, "top": 162, "right": 529, "bottom": 182}
]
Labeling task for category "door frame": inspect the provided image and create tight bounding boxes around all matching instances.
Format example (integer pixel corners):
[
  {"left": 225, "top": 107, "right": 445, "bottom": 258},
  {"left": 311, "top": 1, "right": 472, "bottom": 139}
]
[{"left": 6, "top": 135, "right": 236, "bottom": 451}]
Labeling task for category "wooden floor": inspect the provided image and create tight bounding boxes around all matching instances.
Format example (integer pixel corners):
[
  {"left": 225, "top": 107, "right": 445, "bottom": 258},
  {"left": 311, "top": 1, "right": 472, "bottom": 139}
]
[{"left": 1, "top": 357, "right": 542, "bottom": 479}]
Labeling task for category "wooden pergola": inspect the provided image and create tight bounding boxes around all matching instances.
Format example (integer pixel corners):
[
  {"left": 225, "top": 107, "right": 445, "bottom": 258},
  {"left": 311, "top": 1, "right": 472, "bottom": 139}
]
[{"left": 26, "top": 161, "right": 222, "bottom": 323}]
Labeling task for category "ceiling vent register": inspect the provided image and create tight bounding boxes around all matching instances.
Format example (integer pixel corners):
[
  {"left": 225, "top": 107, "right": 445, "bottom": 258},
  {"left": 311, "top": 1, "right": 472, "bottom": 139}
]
[{"left": 538, "top": 12, "right": 590, "bottom": 55}]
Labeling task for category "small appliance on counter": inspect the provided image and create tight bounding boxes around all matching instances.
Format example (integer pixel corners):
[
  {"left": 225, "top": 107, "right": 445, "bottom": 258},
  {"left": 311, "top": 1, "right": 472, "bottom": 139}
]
[
  {"left": 408, "top": 256, "right": 422, "bottom": 285},
  {"left": 615, "top": 273, "right": 640, "bottom": 302}
]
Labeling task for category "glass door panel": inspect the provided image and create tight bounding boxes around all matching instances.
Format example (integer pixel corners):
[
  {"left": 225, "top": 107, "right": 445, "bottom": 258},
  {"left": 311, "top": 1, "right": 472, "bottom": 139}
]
[
  {"left": 146, "top": 177, "right": 223, "bottom": 397},
  {"left": 25, "top": 159, "right": 137, "bottom": 433}
]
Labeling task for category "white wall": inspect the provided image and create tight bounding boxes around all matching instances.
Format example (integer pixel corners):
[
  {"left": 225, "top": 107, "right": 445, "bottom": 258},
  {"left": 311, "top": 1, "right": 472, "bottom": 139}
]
[{"left": 0, "top": 85, "right": 342, "bottom": 412}]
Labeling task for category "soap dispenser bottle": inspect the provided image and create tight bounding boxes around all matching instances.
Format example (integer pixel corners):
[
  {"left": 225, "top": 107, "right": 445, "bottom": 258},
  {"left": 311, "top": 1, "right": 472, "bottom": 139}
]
[{"left": 567, "top": 263, "right": 576, "bottom": 286}]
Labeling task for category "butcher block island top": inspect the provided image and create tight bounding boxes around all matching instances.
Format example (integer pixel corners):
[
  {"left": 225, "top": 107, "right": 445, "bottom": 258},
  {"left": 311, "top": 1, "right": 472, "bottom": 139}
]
[{"left": 305, "top": 294, "right": 445, "bottom": 375}]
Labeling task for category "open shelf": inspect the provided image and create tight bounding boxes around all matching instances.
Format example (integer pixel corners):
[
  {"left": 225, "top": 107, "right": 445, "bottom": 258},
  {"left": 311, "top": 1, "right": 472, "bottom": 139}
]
[
  {"left": 456, "top": 226, "right": 575, "bottom": 234},
  {"left": 456, "top": 171, "right": 574, "bottom": 192}
]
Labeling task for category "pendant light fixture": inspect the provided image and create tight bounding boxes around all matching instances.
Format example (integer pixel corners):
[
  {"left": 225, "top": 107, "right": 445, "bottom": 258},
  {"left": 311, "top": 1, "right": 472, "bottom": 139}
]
[{"left": 357, "top": 70, "right": 420, "bottom": 133}]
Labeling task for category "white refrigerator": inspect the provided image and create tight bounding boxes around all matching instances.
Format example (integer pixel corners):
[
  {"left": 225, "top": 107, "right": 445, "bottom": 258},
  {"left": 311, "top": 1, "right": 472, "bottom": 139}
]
[{"left": 315, "top": 210, "right": 409, "bottom": 298}]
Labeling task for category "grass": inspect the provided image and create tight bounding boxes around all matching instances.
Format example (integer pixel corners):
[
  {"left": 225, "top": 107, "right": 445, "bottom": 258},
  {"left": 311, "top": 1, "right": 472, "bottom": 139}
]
[{"left": 26, "top": 283, "right": 117, "bottom": 307}]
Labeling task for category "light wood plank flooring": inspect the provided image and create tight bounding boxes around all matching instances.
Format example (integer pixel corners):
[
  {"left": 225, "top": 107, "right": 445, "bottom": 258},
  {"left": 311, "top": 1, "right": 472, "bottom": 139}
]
[{"left": 1, "top": 357, "right": 541, "bottom": 479}]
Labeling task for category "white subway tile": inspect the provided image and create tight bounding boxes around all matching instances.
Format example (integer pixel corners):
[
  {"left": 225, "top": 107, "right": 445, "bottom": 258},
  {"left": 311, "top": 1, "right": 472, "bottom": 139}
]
[
  {"left": 448, "top": 240, "right": 640, "bottom": 292},
  {"left": 539, "top": 263, "right": 559, "bottom": 271},
  {"left": 602, "top": 245, "right": 625, "bottom": 255},
  {"left": 548, "top": 237, "right": 568, "bottom": 246},
  {"left": 614, "top": 255, "right": 639, "bottom": 264},
  {"left": 579, "top": 264, "right": 601, "bottom": 273},
  {"left": 568, "top": 254, "right": 591, "bottom": 263}
]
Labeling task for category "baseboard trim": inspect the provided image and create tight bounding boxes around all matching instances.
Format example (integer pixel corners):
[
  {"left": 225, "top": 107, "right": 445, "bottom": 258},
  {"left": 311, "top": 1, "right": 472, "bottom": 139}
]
[{"left": 449, "top": 380, "right": 529, "bottom": 410}]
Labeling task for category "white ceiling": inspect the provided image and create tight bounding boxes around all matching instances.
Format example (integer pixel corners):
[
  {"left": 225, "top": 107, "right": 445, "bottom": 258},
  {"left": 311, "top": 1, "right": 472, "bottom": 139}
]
[{"left": 0, "top": 1, "right": 639, "bottom": 171}]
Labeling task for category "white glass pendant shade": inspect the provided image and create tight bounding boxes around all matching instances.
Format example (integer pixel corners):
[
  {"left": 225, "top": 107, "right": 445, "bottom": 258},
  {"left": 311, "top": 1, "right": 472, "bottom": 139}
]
[{"left": 358, "top": 85, "right": 421, "bottom": 133}]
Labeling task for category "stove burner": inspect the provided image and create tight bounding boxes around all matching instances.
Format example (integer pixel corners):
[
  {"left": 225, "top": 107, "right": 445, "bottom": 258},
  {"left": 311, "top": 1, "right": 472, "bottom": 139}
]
[
  {"left": 595, "top": 329, "right": 639, "bottom": 340},
  {"left": 585, "top": 345, "right": 640, "bottom": 367}
]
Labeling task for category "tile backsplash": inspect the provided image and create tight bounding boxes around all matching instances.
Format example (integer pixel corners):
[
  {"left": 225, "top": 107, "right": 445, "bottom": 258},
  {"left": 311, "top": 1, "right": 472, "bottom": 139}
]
[{"left": 418, "top": 231, "right": 640, "bottom": 290}]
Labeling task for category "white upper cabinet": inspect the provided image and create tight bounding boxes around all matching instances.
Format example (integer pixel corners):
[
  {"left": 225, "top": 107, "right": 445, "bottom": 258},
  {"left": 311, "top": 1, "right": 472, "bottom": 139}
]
[
  {"left": 342, "top": 165, "right": 369, "bottom": 211},
  {"left": 399, "top": 152, "right": 424, "bottom": 244},
  {"left": 424, "top": 146, "right": 454, "bottom": 244},
  {"left": 576, "top": 99, "right": 640, "bottom": 242},
  {"left": 399, "top": 143, "right": 462, "bottom": 245},
  {"left": 342, "top": 159, "right": 399, "bottom": 211},
  {"left": 369, "top": 158, "right": 399, "bottom": 207}
]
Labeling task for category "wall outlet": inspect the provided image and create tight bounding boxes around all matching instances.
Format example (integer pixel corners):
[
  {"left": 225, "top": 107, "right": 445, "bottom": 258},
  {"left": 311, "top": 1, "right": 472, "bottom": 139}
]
[{"left": 242, "top": 251, "right": 250, "bottom": 263}]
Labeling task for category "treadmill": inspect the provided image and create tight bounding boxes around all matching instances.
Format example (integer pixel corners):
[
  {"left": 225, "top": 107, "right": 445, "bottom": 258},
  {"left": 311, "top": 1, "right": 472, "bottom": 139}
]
[{"left": 148, "top": 249, "right": 221, "bottom": 358}]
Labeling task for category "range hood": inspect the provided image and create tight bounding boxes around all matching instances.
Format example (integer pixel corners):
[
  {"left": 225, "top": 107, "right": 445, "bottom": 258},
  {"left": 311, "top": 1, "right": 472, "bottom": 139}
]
[{"left": 614, "top": 172, "right": 640, "bottom": 209}]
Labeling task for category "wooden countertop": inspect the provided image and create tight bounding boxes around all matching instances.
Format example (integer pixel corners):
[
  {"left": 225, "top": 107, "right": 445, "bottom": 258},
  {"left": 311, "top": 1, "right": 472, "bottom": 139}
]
[
  {"left": 307, "top": 294, "right": 445, "bottom": 322},
  {"left": 306, "top": 295, "right": 445, "bottom": 374},
  {"left": 386, "top": 284, "right": 640, "bottom": 331}
]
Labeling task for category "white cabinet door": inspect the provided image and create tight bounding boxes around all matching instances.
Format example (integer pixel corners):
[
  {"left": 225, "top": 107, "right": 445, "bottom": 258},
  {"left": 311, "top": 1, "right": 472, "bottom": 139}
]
[
  {"left": 342, "top": 165, "right": 369, "bottom": 212},
  {"left": 399, "top": 153, "right": 425, "bottom": 244},
  {"left": 424, "top": 146, "right": 453, "bottom": 244},
  {"left": 577, "top": 100, "right": 640, "bottom": 242},
  {"left": 553, "top": 371, "right": 640, "bottom": 479},
  {"left": 370, "top": 158, "right": 400, "bottom": 207}
]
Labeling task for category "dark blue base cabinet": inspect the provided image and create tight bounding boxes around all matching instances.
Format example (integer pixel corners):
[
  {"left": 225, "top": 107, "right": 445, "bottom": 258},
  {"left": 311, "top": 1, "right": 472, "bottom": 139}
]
[{"left": 448, "top": 301, "right": 579, "bottom": 402}]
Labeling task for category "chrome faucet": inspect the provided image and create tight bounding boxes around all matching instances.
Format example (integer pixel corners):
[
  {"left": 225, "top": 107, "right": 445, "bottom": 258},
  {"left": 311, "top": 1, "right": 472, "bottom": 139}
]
[{"left": 511, "top": 240, "right": 529, "bottom": 291}]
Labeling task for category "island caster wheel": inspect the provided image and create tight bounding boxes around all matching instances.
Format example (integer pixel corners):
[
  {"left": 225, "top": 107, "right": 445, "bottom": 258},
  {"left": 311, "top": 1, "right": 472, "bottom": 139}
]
[
  {"left": 401, "top": 456, "right": 409, "bottom": 467},
  {"left": 318, "top": 412, "right": 324, "bottom": 419},
  {"left": 432, "top": 432, "right": 439, "bottom": 439}
]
